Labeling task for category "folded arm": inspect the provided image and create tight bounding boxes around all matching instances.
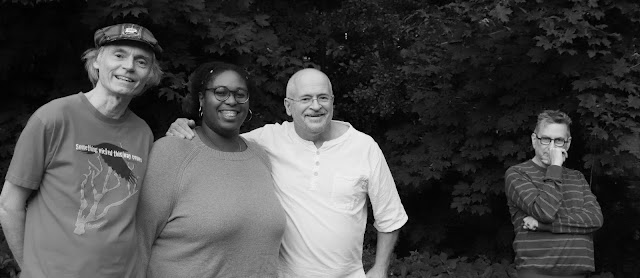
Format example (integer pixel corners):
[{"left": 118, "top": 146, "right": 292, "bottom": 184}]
[
  {"left": 505, "top": 166, "right": 563, "bottom": 223},
  {"left": 549, "top": 178, "right": 603, "bottom": 233},
  {"left": 523, "top": 174, "right": 603, "bottom": 234}
]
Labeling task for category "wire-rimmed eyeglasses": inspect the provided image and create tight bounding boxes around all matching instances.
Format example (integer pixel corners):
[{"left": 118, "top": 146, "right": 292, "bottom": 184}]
[{"left": 285, "top": 94, "right": 334, "bottom": 105}]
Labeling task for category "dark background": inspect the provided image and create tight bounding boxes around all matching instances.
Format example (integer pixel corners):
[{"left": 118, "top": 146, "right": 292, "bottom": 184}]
[{"left": 1, "top": 0, "right": 639, "bottom": 277}]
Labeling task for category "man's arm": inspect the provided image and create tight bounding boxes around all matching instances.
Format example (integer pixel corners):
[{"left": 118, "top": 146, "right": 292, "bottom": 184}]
[
  {"left": 547, "top": 175, "right": 603, "bottom": 234},
  {"left": 366, "top": 229, "right": 399, "bottom": 278},
  {"left": 522, "top": 173, "right": 603, "bottom": 234},
  {"left": 366, "top": 141, "right": 407, "bottom": 278},
  {"left": 504, "top": 166, "right": 563, "bottom": 223},
  {"left": 0, "top": 180, "right": 33, "bottom": 268}
]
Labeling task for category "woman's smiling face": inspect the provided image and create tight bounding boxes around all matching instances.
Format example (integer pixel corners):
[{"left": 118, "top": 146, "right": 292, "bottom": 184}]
[{"left": 199, "top": 70, "right": 249, "bottom": 137}]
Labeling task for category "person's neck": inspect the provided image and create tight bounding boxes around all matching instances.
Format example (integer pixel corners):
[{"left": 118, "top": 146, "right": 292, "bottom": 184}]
[
  {"left": 296, "top": 121, "right": 348, "bottom": 148},
  {"left": 199, "top": 125, "right": 242, "bottom": 152},
  {"left": 85, "top": 88, "right": 132, "bottom": 120}
]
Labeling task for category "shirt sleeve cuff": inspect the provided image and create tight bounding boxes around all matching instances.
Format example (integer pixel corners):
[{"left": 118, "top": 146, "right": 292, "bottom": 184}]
[
  {"left": 545, "top": 165, "right": 563, "bottom": 180},
  {"left": 374, "top": 213, "right": 408, "bottom": 233}
]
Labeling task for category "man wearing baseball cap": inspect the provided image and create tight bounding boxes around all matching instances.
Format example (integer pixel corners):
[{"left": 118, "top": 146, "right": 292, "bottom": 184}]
[{"left": 0, "top": 23, "right": 163, "bottom": 277}]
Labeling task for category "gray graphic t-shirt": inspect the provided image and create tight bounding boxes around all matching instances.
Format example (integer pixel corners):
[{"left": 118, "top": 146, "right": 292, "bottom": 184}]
[{"left": 5, "top": 92, "right": 153, "bottom": 278}]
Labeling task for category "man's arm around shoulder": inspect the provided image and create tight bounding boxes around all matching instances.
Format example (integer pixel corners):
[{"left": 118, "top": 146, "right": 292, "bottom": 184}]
[{"left": 0, "top": 180, "right": 33, "bottom": 269}]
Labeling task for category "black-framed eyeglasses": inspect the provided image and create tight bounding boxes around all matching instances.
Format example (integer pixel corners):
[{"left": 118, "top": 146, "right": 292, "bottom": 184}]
[
  {"left": 534, "top": 134, "right": 569, "bottom": 147},
  {"left": 204, "top": 86, "right": 250, "bottom": 104},
  {"left": 285, "top": 94, "right": 334, "bottom": 105}
]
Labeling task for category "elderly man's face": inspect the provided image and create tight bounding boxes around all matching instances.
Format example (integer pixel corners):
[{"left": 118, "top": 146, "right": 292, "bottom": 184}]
[
  {"left": 93, "top": 43, "right": 154, "bottom": 98},
  {"left": 285, "top": 71, "right": 334, "bottom": 140}
]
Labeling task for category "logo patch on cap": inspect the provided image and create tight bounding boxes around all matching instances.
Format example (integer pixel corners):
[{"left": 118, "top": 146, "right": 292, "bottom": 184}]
[
  {"left": 121, "top": 25, "right": 142, "bottom": 39},
  {"left": 124, "top": 27, "right": 139, "bottom": 35}
]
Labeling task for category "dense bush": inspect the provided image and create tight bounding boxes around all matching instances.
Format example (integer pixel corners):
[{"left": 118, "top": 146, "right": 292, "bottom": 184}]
[{"left": 362, "top": 247, "right": 615, "bottom": 278}]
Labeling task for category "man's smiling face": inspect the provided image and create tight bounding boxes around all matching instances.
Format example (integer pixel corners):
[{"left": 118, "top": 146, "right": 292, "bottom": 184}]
[
  {"left": 93, "top": 43, "right": 153, "bottom": 98},
  {"left": 285, "top": 70, "right": 334, "bottom": 140}
]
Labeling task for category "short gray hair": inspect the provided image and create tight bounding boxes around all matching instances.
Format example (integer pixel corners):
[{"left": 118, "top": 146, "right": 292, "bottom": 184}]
[{"left": 534, "top": 110, "right": 572, "bottom": 137}]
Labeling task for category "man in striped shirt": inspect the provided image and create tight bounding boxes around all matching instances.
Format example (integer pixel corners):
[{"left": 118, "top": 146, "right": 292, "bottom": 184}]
[{"left": 505, "top": 110, "right": 604, "bottom": 278}]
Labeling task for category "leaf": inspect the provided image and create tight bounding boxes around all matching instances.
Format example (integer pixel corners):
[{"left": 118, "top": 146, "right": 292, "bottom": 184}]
[
  {"left": 453, "top": 183, "right": 470, "bottom": 195},
  {"left": 470, "top": 193, "right": 484, "bottom": 203},
  {"left": 158, "top": 88, "right": 181, "bottom": 101},
  {"left": 527, "top": 47, "right": 546, "bottom": 63},
  {"left": 590, "top": 126, "right": 609, "bottom": 140},
  {"left": 563, "top": 9, "right": 582, "bottom": 24},
  {"left": 111, "top": 0, "right": 135, "bottom": 8},
  {"left": 256, "top": 55, "right": 270, "bottom": 66},
  {"left": 490, "top": 4, "right": 512, "bottom": 23},
  {"left": 612, "top": 59, "right": 630, "bottom": 77},
  {"left": 254, "top": 14, "right": 270, "bottom": 27},
  {"left": 617, "top": 134, "right": 640, "bottom": 159},
  {"left": 534, "top": 36, "right": 553, "bottom": 50},
  {"left": 629, "top": 95, "right": 640, "bottom": 109},
  {"left": 236, "top": 0, "right": 252, "bottom": 9},
  {"left": 573, "top": 80, "right": 600, "bottom": 91},
  {"left": 439, "top": 252, "right": 449, "bottom": 261}
]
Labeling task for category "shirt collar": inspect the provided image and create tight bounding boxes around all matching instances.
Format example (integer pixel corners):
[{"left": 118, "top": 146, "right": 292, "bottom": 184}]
[{"left": 285, "top": 120, "right": 353, "bottom": 150}]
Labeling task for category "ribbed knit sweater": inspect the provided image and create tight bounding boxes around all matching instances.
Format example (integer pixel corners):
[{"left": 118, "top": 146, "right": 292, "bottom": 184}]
[
  {"left": 505, "top": 160, "right": 603, "bottom": 276},
  {"left": 136, "top": 127, "right": 286, "bottom": 278}
]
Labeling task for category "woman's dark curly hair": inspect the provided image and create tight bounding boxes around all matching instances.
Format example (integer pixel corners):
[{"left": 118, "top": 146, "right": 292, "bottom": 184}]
[{"left": 183, "top": 61, "right": 252, "bottom": 120}]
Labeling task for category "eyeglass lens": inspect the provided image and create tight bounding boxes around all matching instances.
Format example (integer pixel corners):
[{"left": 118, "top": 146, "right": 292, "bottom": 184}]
[{"left": 208, "top": 86, "right": 249, "bottom": 103}]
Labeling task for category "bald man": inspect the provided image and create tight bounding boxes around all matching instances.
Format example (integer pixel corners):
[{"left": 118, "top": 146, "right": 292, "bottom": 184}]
[{"left": 169, "top": 68, "right": 408, "bottom": 278}]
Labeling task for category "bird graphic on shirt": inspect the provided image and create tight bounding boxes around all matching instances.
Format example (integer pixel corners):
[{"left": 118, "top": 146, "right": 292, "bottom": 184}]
[{"left": 81, "top": 142, "right": 137, "bottom": 185}]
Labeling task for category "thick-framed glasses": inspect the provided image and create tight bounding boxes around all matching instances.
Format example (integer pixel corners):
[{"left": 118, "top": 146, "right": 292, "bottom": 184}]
[
  {"left": 286, "top": 94, "right": 334, "bottom": 105},
  {"left": 204, "top": 86, "right": 250, "bottom": 104},
  {"left": 534, "top": 134, "right": 569, "bottom": 147}
]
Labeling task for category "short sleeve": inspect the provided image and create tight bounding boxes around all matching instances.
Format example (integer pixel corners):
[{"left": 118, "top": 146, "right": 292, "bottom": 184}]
[
  {"left": 367, "top": 141, "right": 408, "bottom": 232},
  {"left": 5, "top": 113, "right": 52, "bottom": 190}
]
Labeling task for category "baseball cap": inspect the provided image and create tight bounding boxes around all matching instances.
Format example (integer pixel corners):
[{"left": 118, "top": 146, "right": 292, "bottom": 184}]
[{"left": 94, "top": 23, "right": 163, "bottom": 55}]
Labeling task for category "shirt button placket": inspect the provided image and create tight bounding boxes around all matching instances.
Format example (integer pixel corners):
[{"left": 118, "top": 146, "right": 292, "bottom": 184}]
[{"left": 310, "top": 149, "right": 320, "bottom": 190}]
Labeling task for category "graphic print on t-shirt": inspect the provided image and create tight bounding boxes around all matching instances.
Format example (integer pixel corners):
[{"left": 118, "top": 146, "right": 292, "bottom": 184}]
[{"left": 73, "top": 142, "right": 144, "bottom": 235}]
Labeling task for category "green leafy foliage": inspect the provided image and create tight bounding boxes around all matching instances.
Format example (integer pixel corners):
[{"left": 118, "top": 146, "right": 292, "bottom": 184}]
[
  {"left": 1, "top": 0, "right": 639, "bottom": 276},
  {"left": 362, "top": 247, "right": 613, "bottom": 278}
]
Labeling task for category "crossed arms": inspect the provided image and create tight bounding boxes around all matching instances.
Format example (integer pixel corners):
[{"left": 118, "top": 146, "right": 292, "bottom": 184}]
[{"left": 505, "top": 165, "right": 603, "bottom": 234}]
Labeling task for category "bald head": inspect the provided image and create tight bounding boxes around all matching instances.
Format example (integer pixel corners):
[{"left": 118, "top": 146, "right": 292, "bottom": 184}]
[{"left": 286, "top": 68, "right": 333, "bottom": 98}]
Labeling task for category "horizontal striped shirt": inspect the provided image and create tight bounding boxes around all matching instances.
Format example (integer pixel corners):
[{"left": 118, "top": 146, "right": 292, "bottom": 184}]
[{"left": 505, "top": 160, "right": 604, "bottom": 276}]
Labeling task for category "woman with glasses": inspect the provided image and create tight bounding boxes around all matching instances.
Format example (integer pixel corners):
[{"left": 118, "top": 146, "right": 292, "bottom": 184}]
[{"left": 136, "top": 61, "right": 285, "bottom": 278}]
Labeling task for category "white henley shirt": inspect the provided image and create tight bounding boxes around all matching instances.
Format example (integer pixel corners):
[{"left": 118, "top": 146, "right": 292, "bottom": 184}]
[{"left": 243, "top": 121, "right": 408, "bottom": 277}]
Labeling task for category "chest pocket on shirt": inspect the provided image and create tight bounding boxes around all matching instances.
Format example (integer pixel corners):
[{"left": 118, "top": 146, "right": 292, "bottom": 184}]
[{"left": 331, "top": 174, "right": 368, "bottom": 211}]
